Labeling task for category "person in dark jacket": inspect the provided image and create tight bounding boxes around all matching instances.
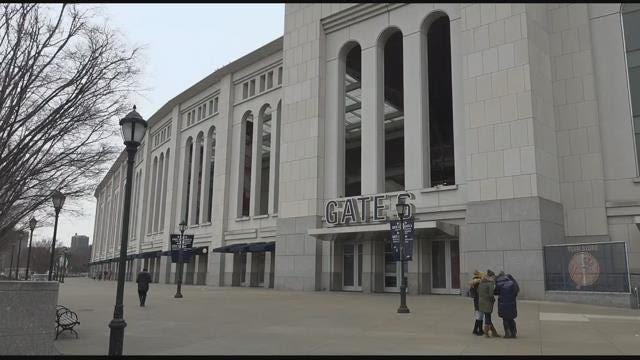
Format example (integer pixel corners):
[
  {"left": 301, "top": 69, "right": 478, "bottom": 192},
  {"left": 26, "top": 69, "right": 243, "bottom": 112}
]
[
  {"left": 495, "top": 271, "right": 520, "bottom": 338},
  {"left": 478, "top": 269, "right": 500, "bottom": 338},
  {"left": 136, "top": 268, "right": 153, "bottom": 307},
  {"left": 468, "top": 270, "right": 485, "bottom": 336}
]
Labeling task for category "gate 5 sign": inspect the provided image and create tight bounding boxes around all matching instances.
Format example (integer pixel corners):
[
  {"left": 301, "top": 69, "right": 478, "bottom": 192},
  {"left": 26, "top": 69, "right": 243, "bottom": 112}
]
[
  {"left": 325, "top": 192, "right": 416, "bottom": 226},
  {"left": 389, "top": 218, "right": 414, "bottom": 261}
]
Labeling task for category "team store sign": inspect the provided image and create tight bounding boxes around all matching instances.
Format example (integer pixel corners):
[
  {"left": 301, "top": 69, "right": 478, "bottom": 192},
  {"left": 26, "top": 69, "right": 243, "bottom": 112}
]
[{"left": 324, "top": 193, "right": 416, "bottom": 226}]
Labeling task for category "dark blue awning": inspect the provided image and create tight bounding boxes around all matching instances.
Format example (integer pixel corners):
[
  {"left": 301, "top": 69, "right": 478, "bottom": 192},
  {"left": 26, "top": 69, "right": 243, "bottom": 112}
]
[
  {"left": 211, "top": 243, "right": 248, "bottom": 253},
  {"left": 246, "top": 241, "right": 275, "bottom": 252}
]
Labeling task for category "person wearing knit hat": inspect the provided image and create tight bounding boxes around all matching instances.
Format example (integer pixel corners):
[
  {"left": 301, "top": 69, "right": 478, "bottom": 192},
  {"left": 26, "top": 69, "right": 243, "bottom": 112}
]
[
  {"left": 478, "top": 269, "right": 501, "bottom": 338},
  {"left": 468, "top": 270, "right": 485, "bottom": 336}
]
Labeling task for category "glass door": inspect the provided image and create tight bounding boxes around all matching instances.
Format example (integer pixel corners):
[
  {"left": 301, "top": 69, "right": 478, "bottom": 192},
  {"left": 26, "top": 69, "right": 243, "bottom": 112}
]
[
  {"left": 343, "top": 243, "right": 362, "bottom": 291},
  {"left": 431, "top": 240, "right": 460, "bottom": 294},
  {"left": 384, "top": 241, "right": 408, "bottom": 293}
]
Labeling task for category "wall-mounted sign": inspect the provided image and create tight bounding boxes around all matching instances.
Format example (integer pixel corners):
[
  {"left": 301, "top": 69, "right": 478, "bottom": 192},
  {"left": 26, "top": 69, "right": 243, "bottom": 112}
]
[
  {"left": 324, "top": 192, "right": 416, "bottom": 226},
  {"left": 543, "top": 241, "right": 629, "bottom": 293}
]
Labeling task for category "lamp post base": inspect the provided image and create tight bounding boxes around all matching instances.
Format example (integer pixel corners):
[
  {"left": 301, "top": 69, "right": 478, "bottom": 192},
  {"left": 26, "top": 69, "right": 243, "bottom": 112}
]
[
  {"left": 108, "top": 318, "right": 127, "bottom": 355},
  {"left": 397, "top": 306, "right": 410, "bottom": 314},
  {"left": 174, "top": 293, "right": 183, "bottom": 298}
]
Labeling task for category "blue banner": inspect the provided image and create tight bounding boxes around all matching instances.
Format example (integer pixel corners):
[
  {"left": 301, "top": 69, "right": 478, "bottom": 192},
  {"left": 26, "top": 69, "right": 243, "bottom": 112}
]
[
  {"left": 169, "top": 234, "right": 194, "bottom": 263},
  {"left": 389, "top": 218, "right": 414, "bottom": 261}
]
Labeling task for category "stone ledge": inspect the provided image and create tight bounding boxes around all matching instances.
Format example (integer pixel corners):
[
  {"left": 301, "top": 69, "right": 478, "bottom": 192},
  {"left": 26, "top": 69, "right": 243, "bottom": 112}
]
[{"left": 545, "top": 291, "right": 632, "bottom": 309}]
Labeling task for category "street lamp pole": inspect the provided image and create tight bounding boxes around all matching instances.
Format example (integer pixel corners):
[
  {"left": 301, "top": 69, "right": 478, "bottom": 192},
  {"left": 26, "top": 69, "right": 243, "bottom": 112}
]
[
  {"left": 396, "top": 195, "right": 410, "bottom": 314},
  {"left": 48, "top": 190, "right": 66, "bottom": 281},
  {"left": 15, "top": 234, "right": 23, "bottom": 280},
  {"left": 175, "top": 220, "right": 187, "bottom": 298},
  {"left": 9, "top": 245, "right": 15, "bottom": 280},
  {"left": 108, "top": 106, "right": 147, "bottom": 356},
  {"left": 25, "top": 218, "right": 37, "bottom": 280}
]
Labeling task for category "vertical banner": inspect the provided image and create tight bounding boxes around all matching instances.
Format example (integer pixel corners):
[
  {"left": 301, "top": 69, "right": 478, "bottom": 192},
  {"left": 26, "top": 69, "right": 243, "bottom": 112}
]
[
  {"left": 544, "top": 241, "right": 629, "bottom": 292},
  {"left": 389, "top": 218, "right": 415, "bottom": 261},
  {"left": 169, "top": 234, "right": 195, "bottom": 263}
]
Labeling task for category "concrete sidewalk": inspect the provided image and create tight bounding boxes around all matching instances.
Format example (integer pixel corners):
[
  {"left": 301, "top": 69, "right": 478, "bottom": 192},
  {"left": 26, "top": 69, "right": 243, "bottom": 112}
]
[{"left": 54, "top": 278, "right": 640, "bottom": 355}]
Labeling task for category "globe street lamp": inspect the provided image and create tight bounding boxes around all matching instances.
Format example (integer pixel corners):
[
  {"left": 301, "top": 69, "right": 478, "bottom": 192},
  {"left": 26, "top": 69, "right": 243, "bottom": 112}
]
[
  {"left": 48, "top": 190, "right": 66, "bottom": 281},
  {"left": 396, "top": 195, "right": 410, "bottom": 314},
  {"left": 174, "top": 220, "right": 188, "bottom": 298},
  {"left": 25, "top": 218, "right": 37, "bottom": 280},
  {"left": 108, "top": 106, "right": 147, "bottom": 356}
]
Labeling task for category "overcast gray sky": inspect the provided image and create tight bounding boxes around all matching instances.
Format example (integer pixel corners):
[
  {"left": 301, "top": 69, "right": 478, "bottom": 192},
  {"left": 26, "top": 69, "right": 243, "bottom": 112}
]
[{"left": 34, "top": 4, "right": 285, "bottom": 247}]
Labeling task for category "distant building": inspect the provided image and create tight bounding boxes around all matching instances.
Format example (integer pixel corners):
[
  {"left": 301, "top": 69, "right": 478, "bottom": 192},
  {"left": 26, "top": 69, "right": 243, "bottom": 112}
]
[{"left": 69, "top": 233, "right": 90, "bottom": 273}]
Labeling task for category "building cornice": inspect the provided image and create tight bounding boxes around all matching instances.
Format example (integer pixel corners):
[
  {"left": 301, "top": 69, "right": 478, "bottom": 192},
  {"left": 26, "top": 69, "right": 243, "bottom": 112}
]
[{"left": 321, "top": 3, "right": 407, "bottom": 35}]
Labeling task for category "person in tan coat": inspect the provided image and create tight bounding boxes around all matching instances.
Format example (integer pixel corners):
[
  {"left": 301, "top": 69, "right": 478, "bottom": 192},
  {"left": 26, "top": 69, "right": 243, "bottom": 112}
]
[{"left": 478, "top": 269, "right": 501, "bottom": 338}]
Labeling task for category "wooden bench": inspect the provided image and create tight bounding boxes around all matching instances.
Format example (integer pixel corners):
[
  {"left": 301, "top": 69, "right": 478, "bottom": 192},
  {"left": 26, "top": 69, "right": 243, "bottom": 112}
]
[{"left": 55, "top": 305, "right": 80, "bottom": 339}]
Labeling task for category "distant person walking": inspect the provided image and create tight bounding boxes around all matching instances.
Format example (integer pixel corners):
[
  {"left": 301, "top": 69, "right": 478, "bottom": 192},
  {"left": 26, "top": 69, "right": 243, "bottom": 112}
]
[
  {"left": 468, "top": 270, "right": 485, "bottom": 336},
  {"left": 478, "top": 269, "right": 500, "bottom": 338},
  {"left": 136, "top": 268, "right": 153, "bottom": 307},
  {"left": 495, "top": 271, "right": 520, "bottom": 338}
]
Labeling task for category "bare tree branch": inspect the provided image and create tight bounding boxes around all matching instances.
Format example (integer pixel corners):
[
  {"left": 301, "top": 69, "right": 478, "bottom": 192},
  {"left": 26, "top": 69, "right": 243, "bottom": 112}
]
[{"left": 0, "top": 4, "right": 143, "bottom": 244}]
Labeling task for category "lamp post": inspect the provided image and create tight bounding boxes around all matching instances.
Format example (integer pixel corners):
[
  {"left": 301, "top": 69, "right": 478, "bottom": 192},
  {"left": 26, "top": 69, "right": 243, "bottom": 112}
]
[
  {"left": 396, "top": 195, "right": 410, "bottom": 314},
  {"left": 60, "top": 250, "right": 67, "bottom": 283},
  {"left": 48, "top": 190, "right": 66, "bottom": 281},
  {"left": 108, "top": 106, "right": 147, "bottom": 356},
  {"left": 174, "top": 220, "right": 187, "bottom": 298},
  {"left": 9, "top": 245, "right": 15, "bottom": 280},
  {"left": 25, "top": 218, "right": 37, "bottom": 280},
  {"left": 15, "top": 233, "right": 24, "bottom": 280}
]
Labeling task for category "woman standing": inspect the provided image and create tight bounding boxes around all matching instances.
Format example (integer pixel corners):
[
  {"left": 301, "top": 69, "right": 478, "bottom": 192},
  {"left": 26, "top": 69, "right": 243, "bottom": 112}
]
[
  {"left": 468, "top": 270, "right": 485, "bottom": 336},
  {"left": 495, "top": 271, "right": 519, "bottom": 338},
  {"left": 478, "top": 269, "right": 500, "bottom": 338}
]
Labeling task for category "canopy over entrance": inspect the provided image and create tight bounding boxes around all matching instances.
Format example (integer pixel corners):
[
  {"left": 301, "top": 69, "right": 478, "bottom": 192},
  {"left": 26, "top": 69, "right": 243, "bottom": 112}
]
[{"left": 211, "top": 241, "right": 275, "bottom": 253}]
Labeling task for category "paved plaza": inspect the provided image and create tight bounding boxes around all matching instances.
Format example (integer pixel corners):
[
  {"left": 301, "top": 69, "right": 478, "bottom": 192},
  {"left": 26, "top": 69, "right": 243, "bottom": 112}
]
[{"left": 54, "top": 278, "right": 640, "bottom": 355}]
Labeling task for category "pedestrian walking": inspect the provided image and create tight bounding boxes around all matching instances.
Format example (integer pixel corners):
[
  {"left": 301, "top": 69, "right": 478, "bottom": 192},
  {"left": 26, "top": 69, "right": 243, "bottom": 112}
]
[
  {"left": 468, "top": 270, "right": 485, "bottom": 336},
  {"left": 495, "top": 271, "right": 519, "bottom": 338},
  {"left": 136, "top": 268, "right": 153, "bottom": 307},
  {"left": 478, "top": 269, "right": 500, "bottom": 338}
]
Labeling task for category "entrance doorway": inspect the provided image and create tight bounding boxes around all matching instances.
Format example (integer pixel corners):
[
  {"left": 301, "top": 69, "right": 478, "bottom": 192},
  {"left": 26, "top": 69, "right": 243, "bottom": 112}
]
[
  {"left": 431, "top": 239, "right": 460, "bottom": 294},
  {"left": 384, "top": 241, "right": 408, "bottom": 293},
  {"left": 342, "top": 243, "right": 363, "bottom": 291}
]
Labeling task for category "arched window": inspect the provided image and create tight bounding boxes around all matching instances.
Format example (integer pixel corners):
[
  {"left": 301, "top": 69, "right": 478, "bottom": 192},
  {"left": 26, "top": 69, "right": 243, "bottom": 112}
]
[
  {"left": 206, "top": 127, "right": 216, "bottom": 222},
  {"left": 241, "top": 112, "right": 254, "bottom": 217},
  {"left": 193, "top": 133, "right": 205, "bottom": 225},
  {"left": 148, "top": 157, "right": 158, "bottom": 234},
  {"left": 623, "top": 4, "right": 640, "bottom": 171},
  {"left": 259, "top": 105, "right": 272, "bottom": 215},
  {"left": 182, "top": 137, "right": 194, "bottom": 224},
  {"left": 381, "top": 29, "right": 405, "bottom": 192},
  {"left": 160, "top": 149, "right": 169, "bottom": 231},
  {"left": 424, "top": 14, "right": 455, "bottom": 186},
  {"left": 342, "top": 42, "right": 362, "bottom": 197}
]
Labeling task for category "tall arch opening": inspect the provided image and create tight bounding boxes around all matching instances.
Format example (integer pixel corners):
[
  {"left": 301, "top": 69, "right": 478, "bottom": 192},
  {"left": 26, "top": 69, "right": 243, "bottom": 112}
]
[
  {"left": 382, "top": 29, "right": 405, "bottom": 192},
  {"left": 182, "top": 137, "right": 194, "bottom": 223},
  {"left": 241, "top": 111, "right": 254, "bottom": 217},
  {"left": 343, "top": 42, "right": 362, "bottom": 197},
  {"left": 206, "top": 127, "right": 216, "bottom": 223},
  {"left": 425, "top": 14, "right": 455, "bottom": 186}
]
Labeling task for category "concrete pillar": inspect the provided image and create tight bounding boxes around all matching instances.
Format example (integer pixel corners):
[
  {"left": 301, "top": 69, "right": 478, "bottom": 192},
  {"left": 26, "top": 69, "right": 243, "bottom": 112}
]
[
  {"left": 245, "top": 252, "right": 254, "bottom": 287},
  {"left": 268, "top": 105, "right": 281, "bottom": 214},
  {"left": 231, "top": 253, "right": 242, "bottom": 286},
  {"left": 249, "top": 113, "right": 263, "bottom": 217},
  {"left": 325, "top": 57, "right": 342, "bottom": 198},
  {"left": 264, "top": 251, "right": 273, "bottom": 288},
  {"left": 402, "top": 31, "right": 428, "bottom": 190},
  {"left": 207, "top": 252, "right": 224, "bottom": 286},
  {"left": 360, "top": 45, "right": 384, "bottom": 194},
  {"left": 362, "top": 240, "right": 374, "bottom": 293}
]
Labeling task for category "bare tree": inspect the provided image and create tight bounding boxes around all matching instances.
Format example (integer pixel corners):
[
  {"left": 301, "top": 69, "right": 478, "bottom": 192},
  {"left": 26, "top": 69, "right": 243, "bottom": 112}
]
[{"left": 0, "top": 4, "right": 142, "bottom": 242}]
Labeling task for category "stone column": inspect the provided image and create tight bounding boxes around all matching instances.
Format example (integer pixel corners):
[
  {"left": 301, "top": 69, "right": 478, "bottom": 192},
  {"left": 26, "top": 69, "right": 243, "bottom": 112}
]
[
  {"left": 361, "top": 240, "right": 374, "bottom": 293},
  {"left": 207, "top": 252, "right": 224, "bottom": 286},
  {"left": 324, "top": 57, "right": 343, "bottom": 198},
  {"left": 264, "top": 251, "right": 273, "bottom": 288},
  {"left": 402, "top": 31, "right": 429, "bottom": 190},
  {"left": 249, "top": 115, "right": 263, "bottom": 217},
  {"left": 360, "top": 45, "right": 384, "bottom": 194},
  {"left": 245, "top": 252, "right": 254, "bottom": 287},
  {"left": 268, "top": 106, "right": 281, "bottom": 214}
]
